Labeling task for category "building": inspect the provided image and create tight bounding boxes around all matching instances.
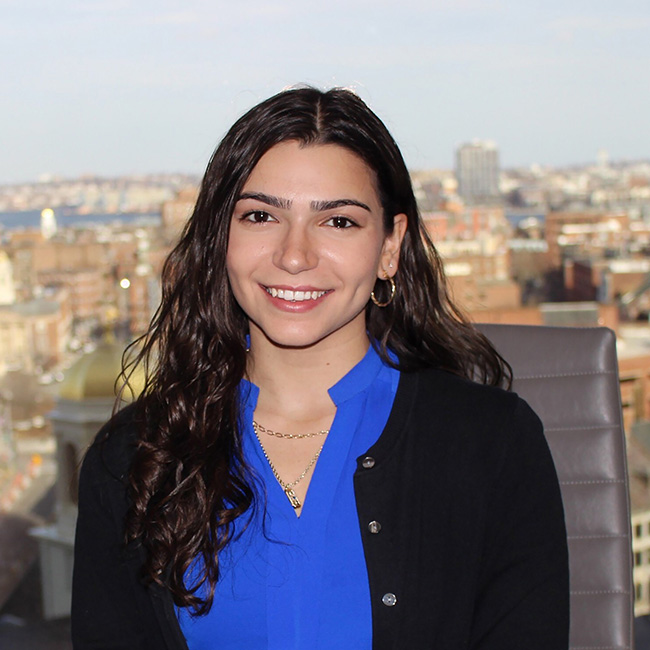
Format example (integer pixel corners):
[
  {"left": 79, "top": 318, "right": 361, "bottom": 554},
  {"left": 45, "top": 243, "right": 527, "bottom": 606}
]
[
  {"left": 471, "top": 301, "right": 619, "bottom": 330},
  {"left": 0, "top": 251, "right": 16, "bottom": 306},
  {"left": 37, "top": 269, "right": 107, "bottom": 323},
  {"left": 455, "top": 140, "right": 500, "bottom": 204},
  {"left": 544, "top": 211, "right": 629, "bottom": 268},
  {"left": 31, "top": 337, "right": 143, "bottom": 619},
  {"left": 617, "top": 325, "right": 650, "bottom": 615},
  {"left": 0, "top": 289, "right": 72, "bottom": 374},
  {"left": 161, "top": 186, "right": 199, "bottom": 243},
  {"left": 631, "top": 491, "right": 650, "bottom": 616}
]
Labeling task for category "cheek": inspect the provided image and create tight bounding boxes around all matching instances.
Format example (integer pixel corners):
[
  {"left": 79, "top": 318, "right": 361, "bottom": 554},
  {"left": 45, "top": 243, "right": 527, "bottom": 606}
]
[
  {"left": 226, "top": 231, "right": 252, "bottom": 276},
  {"left": 224, "top": 247, "right": 236, "bottom": 282},
  {"left": 346, "top": 239, "right": 385, "bottom": 283},
  {"left": 225, "top": 245, "right": 247, "bottom": 294},
  {"left": 225, "top": 239, "right": 269, "bottom": 305},
  {"left": 225, "top": 258, "right": 251, "bottom": 317}
]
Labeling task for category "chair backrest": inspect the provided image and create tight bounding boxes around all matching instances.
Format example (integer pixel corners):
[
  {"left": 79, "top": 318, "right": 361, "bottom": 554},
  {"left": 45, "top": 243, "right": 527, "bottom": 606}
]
[{"left": 477, "top": 323, "right": 634, "bottom": 650}]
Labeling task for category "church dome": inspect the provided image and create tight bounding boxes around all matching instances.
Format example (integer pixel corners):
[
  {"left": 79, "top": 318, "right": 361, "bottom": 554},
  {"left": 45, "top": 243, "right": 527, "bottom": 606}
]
[{"left": 58, "top": 339, "right": 145, "bottom": 402}]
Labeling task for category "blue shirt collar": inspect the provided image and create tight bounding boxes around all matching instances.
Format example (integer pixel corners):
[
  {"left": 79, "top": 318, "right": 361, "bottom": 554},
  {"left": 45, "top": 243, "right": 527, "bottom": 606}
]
[
  {"left": 327, "top": 343, "right": 386, "bottom": 407},
  {"left": 240, "top": 343, "right": 392, "bottom": 410}
]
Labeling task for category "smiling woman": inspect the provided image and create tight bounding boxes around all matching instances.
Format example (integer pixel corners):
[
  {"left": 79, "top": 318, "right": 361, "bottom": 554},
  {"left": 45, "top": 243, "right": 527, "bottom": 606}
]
[{"left": 71, "top": 87, "right": 569, "bottom": 650}]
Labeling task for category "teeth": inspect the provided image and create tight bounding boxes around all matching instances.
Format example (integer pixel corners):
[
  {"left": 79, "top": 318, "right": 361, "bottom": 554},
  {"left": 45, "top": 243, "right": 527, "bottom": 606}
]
[{"left": 266, "top": 287, "right": 327, "bottom": 302}]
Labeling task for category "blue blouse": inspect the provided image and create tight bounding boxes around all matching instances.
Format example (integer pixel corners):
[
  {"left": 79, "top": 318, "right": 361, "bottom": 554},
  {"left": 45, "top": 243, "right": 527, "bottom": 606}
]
[{"left": 177, "top": 344, "right": 400, "bottom": 649}]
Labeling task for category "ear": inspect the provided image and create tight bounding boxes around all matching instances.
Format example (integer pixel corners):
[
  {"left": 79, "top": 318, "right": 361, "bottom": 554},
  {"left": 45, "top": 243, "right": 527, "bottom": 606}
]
[{"left": 378, "top": 213, "right": 407, "bottom": 278}]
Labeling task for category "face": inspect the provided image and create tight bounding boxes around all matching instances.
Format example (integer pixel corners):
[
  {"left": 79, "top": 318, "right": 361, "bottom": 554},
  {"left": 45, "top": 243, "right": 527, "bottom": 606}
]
[{"left": 226, "top": 141, "right": 406, "bottom": 352}]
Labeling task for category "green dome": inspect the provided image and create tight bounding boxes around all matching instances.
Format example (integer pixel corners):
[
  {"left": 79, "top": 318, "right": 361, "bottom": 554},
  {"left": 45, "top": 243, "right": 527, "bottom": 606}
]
[{"left": 59, "top": 340, "right": 144, "bottom": 401}]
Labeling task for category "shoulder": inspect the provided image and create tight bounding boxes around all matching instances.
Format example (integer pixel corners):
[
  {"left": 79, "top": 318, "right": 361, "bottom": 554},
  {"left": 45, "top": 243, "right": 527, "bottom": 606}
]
[
  {"left": 371, "top": 368, "right": 559, "bottom": 519},
  {"left": 401, "top": 366, "right": 538, "bottom": 429},
  {"left": 388, "top": 367, "right": 544, "bottom": 467},
  {"left": 80, "top": 403, "right": 142, "bottom": 488}
]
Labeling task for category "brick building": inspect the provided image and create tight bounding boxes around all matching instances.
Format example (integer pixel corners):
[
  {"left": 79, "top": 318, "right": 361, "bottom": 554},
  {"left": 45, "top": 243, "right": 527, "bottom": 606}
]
[{"left": 545, "top": 211, "right": 629, "bottom": 267}]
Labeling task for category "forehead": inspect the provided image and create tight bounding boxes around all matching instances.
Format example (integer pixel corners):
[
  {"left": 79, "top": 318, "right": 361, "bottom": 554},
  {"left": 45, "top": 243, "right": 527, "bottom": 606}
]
[{"left": 243, "top": 141, "right": 380, "bottom": 207}]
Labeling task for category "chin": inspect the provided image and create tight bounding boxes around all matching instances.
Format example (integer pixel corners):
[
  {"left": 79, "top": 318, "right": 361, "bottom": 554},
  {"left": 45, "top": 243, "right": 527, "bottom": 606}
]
[
  {"left": 264, "top": 330, "right": 329, "bottom": 350},
  {"left": 251, "top": 310, "right": 367, "bottom": 351}
]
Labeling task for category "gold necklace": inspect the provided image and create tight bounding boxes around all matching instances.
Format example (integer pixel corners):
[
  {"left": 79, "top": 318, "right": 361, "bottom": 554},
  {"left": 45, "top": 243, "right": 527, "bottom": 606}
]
[
  {"left": 252, "top": 420, "right": 330, "bottom": 440},
  {"left": 252, "top": 423, "right": 324, "bottom": 509}
]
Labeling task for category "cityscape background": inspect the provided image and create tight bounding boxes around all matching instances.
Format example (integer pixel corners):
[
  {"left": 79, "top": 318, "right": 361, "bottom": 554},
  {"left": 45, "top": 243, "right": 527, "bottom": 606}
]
[{"left": 2, "top": 0, "right": 650, "bottom": 647}]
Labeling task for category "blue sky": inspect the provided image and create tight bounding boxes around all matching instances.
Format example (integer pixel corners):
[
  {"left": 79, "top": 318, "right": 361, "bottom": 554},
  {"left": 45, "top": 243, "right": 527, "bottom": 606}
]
[{"left": 1, "top": 0, "right": 649, "bottom": 183}]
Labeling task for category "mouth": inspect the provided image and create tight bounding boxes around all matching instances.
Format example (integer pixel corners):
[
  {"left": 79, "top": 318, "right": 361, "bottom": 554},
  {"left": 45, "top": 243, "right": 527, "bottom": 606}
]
[{"left": 263, "top": 286, "right": 329, "bottom": 302}]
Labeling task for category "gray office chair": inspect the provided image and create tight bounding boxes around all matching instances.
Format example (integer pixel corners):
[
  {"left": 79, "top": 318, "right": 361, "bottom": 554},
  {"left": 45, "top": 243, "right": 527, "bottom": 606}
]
[{"left": 478, "top": 324, "right": 634, "bottom": 650}]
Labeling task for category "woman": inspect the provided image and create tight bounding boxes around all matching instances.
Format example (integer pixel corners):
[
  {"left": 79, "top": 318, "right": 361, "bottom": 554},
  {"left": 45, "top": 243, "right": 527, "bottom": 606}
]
[{"left": 72, "top": 87, "right": 569, "bottom": 649}]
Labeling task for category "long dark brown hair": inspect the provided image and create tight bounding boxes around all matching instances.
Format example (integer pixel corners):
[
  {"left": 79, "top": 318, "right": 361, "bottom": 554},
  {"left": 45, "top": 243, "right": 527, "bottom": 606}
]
[{"left": 120, "top": 86, "right": 511, "bottom": 614}]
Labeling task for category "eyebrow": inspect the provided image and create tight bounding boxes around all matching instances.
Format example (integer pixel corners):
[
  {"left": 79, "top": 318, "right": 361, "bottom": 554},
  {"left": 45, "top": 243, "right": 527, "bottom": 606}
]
[
  {"left": 311, "top": 198, "right": 372, "bottom": 212},
  {"left": 238, "top": 192, "right": 371, "bottom": 213},
  {"left": 238, "top": 192, "right": 291, "bottom": 210}
]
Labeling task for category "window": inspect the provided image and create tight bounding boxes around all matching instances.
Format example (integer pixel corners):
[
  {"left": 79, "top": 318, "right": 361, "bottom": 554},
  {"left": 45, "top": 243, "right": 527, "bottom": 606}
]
[{"left": 636, "top": 552, "right": 643, "bottom": 566}]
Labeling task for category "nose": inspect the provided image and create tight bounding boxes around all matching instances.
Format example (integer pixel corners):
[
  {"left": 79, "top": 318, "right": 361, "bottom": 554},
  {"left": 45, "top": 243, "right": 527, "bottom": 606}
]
[{"left": 273, "top": 222, "right": 318, "bottom": 274}]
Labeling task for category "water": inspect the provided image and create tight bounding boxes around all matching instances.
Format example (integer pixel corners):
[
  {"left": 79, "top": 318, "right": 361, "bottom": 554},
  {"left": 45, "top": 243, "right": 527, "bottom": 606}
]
[
  {"left": 505, "top": 211, "right": 546, "bottom": 228},
  {"left": 0, "top": 209, "right": 161, "bottom": 231}
]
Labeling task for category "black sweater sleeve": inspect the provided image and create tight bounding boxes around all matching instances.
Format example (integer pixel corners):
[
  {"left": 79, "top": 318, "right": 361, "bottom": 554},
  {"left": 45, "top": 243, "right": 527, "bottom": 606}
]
[
  {"left": 71, "top": 417, "right": 177, "bottom": 650},
  {"left": 468, "top": 398, "right": 570, "bottom": 649},
  {"left": 71, "top": 439, "right": 144, "bottom": 649}
]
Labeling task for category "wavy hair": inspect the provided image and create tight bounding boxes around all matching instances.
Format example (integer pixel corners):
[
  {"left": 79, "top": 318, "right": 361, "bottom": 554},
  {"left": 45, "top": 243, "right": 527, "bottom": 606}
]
[{"left": 121, "top": 86, "right": 511, "bottom": 614}]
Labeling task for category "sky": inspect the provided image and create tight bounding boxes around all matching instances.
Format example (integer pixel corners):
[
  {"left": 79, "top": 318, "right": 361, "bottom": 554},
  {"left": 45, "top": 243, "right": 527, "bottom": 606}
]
[{"left": 1, "top": 0, "right": 649, "bottom": 183}]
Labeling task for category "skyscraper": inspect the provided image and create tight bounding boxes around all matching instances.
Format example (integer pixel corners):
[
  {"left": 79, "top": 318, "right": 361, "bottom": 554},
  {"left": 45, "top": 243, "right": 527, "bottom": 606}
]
[{"left": 455, "top": 140, "right": 500, "bottom": 204}]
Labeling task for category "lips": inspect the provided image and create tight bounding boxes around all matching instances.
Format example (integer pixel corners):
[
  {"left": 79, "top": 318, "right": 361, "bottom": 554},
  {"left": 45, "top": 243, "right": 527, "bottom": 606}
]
[{"left": 263, "top": 286, "right": 329, "bottom": 302}]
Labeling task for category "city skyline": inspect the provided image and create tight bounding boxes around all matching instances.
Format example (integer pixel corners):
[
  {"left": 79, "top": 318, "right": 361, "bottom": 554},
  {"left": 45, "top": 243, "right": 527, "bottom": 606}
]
[{"left": 2, "top": 0, "right": 650, "bottom": 184}]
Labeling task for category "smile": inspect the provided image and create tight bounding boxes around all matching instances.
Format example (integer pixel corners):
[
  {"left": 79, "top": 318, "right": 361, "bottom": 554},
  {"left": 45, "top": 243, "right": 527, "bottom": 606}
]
[{"left": 264, "top": 287, "right": 328, "bottom": 302}]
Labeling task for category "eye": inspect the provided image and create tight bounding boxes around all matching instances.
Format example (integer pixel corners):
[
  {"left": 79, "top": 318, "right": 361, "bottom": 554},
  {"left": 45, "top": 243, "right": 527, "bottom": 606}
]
[
  {"left": 324, "top": 216, "right": 358, "bottom": 229},
  {"left": 241, "top": 210, "right": 276, "bottom": 224}
]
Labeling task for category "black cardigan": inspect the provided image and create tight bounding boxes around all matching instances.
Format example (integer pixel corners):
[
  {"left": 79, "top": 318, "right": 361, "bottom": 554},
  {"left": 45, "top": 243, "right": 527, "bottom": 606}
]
[{"left": 72, "top": 367, "right": 569, "bottom": 650}]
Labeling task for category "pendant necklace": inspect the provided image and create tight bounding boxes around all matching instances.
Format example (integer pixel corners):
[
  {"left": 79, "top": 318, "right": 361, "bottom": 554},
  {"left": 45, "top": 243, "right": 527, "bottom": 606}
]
[{"left": 252, "top": 420, "right": 328, "bottom": 509}]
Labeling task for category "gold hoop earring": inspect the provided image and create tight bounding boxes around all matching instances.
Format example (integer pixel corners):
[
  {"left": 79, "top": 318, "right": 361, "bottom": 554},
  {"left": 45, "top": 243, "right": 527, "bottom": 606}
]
[{"left": 370, "top": 273, "right": 396, "bottom": 308}]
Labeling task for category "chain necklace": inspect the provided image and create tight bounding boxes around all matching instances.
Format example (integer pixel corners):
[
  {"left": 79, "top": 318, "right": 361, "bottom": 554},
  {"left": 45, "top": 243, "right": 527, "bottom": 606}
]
[
  {"left": 252, "top": 422, "right": 325, "bottom": 509},
  {"left": 252, "top": 420, "right": 330, "bottom": 440}
]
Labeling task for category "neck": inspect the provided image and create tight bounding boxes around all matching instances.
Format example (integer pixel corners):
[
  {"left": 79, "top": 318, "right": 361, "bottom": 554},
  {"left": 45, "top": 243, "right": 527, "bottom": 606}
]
[{"left": 246, "top": 328, "right": 370, "bottom": 424}]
